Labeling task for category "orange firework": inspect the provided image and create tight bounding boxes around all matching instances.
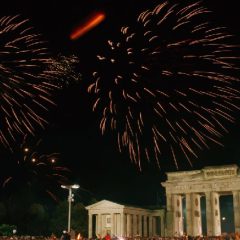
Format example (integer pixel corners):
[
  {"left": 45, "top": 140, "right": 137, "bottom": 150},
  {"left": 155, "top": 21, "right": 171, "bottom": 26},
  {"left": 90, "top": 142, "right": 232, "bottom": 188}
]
[{"left": 70, "top": 11, "right": 106, "bottom": 40}]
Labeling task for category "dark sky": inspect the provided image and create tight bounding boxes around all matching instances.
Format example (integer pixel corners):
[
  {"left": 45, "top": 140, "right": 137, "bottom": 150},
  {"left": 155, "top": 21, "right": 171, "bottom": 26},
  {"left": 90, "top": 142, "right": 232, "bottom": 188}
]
[{"left": 1, "top": 0, "right": 240, "bottom": 207}]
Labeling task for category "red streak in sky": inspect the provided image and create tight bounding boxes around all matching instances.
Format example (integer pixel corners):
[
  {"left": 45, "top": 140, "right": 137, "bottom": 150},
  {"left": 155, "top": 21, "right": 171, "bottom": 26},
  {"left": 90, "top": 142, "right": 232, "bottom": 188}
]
[{"left": 70, "top": 12, "right": 106, "bottom": 40}]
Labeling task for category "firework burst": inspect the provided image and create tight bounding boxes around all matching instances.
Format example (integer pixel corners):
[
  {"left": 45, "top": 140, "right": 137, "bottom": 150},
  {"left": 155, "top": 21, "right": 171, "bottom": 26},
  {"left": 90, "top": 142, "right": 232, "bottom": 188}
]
[
  {"left": 88, "top": 1, "right": 240, "bottom": 169},
  {"left": 1, "top": 136, "right": 70, "bottom": 201},
  {"left": 48, "top": 54, "right": 82, "bottom": 86},
  {"left": 0, "top": 15, "right": 60, "bottom": 148}
]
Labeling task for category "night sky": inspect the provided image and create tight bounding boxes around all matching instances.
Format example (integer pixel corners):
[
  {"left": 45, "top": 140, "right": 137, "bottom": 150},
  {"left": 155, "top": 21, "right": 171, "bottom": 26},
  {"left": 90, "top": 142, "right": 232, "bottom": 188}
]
[{"left": 1, "top": 0, "right": 240, "bottom": 207}]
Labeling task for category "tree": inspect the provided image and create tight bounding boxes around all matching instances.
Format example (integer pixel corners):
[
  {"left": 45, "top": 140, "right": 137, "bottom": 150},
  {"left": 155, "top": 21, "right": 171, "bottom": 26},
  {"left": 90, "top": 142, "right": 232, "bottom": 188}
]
[
  {"left": 71, "top": 203, "right": 88, "bottom": 237},
  {"left": 0, "top": 224, "right": 16, "bottom": 236},
  {"left": 49, "top": 201, "right": 88, "bottom": 237},
  {"left": 49, "top": 201, "right": 68, "bottom": 236},
  {"left": 25, "top": 203, "right": 49, "bottom": 235}
]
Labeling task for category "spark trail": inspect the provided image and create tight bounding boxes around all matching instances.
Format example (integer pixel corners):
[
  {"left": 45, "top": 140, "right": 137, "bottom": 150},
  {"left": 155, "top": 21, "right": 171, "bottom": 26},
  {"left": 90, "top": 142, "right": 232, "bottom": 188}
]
[
  {"left": 0, "top": 15, "right": 60, "bottom": 148},
  {"left": 88, "top": 2, "right": 240, "bottom": 169}
]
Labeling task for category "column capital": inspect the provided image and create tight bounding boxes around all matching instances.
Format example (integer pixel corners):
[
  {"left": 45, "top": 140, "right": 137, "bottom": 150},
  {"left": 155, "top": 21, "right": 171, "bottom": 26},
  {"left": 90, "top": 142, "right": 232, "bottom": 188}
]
[{"left": 233, "top": 190, "right": 240, "bottom": 195}]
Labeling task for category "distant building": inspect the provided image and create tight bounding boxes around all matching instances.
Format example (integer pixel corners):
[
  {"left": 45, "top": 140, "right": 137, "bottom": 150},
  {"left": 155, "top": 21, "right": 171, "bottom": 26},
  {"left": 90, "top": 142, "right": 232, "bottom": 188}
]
[
  {"left": 86, "top": 200, "right": 165, "bottom": 238},
  {"left": 86, "top": 165, "right": 240, "bottom": 237}
]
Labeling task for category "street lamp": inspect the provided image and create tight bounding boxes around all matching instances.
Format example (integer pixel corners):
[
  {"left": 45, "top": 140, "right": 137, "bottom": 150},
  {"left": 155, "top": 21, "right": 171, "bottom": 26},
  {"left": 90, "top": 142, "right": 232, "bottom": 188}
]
[{"left": 61, "top": 184, "right": 80, "bottom": 232}]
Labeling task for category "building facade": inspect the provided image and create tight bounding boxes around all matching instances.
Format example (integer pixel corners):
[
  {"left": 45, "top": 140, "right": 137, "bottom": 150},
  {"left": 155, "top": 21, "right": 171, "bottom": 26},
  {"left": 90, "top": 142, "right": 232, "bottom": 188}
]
[
  {"left": 86, "top": 165, "right": 240, "bottom": 237},
  {"left": 162, "top": 164, "right": 240, "bottom": 237},
  {"left": 86, "top": 200, "right": 165, "bottom": 238}
]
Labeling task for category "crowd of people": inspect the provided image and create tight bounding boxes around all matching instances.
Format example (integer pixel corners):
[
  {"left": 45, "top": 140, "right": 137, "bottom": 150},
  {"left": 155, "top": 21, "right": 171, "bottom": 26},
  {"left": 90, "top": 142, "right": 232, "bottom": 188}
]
[{"left": 1, "top": 232, "right": 240, "bottom": 240}]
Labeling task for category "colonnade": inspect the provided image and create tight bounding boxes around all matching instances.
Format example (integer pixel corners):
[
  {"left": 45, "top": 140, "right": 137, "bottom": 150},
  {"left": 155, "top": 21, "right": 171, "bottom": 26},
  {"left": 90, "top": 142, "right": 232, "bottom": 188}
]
[
  {"left": 88, "top": 212, "right": 163, "bottom": 238},
  {"left": 86, "top": 200, "right": 164, "bottom": 239}
]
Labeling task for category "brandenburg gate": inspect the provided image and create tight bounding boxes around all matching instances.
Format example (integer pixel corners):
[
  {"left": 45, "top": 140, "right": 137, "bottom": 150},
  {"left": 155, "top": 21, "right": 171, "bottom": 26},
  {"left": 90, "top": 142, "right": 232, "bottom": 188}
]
[{"left": 162, "top": 164, "right": 240, "bottom": 236}]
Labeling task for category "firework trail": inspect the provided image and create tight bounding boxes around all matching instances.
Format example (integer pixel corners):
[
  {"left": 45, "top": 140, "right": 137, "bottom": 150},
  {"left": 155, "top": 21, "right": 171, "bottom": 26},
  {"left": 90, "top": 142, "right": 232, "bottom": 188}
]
[
  {"left": 1, "top": 135, "right": 70, "bottom": 201},
  {"left": 0, "top": 15, "right": 60, "bottom": 149},
  {"left": 88, "top": 1, "right": 240, "bottom": 170}
]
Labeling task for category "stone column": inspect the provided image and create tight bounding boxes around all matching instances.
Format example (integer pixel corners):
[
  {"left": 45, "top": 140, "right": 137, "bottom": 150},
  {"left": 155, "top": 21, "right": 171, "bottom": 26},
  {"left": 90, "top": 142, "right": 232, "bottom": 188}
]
[
  {"left": 127, "top": 214, "right": 131, "bottom": 237},
  {"left": 116, "top": 213, "right": 118, "bottom": 236},
  {"left": 88, "top": 213, "right": 93, "bottom": 238},
  {"left": 166, "top": 194, "right": 174, "bottom": 236},
  {"left": 149, "top": 216, "right": 153, "bottom": 237},
  {"left": 186, "top": 193, "right": 193, "bottom": 236},
  {"left": 143, "top": 215, "right": 147, "bottom": 237},
  {"left": 233, "top": 191, "right": 240, "bottom": 232},
  {"left": 205, "top": 192, "right": 213, "bottom": 236},
  {"left": 138, "top": 215, "right": 142, "bottom": 237},
  {"left": 161, "top": 215, "right": 165, "bottom": 237},
  {"left": 206, "top": 192, "right": 221, "bottom": 236},
  {"left": 192, "top": 194, "right": 202, "bottom": 236},
  {"left": 120, "top": 213, "right": 125, "bottom": 237},
  {"left": 133, "top": 214, "right": 137, "bottom": 236},
  {"left": 98, "top": 214, "right": 102, "bottom": 237},
  {"left": 111, "top": 213, "right": 115, "bottom": 236},
  {"left": 212, "top": 192, "right": 221, "bottom": 236},
  {"left": 152, "top": 217, "right": 156, "bottom": 236},
  {"left": 173, "top": 194, "right": 183, "bottom": 236},
  {"left": 95, "top": 214, "right": 98, "bottom": 236}
]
